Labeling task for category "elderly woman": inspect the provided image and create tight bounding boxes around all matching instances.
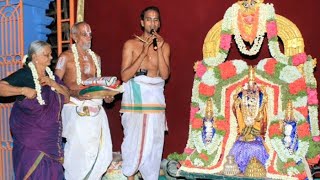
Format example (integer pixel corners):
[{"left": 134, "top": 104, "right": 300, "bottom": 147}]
[{"left": 0, "top": 40, "right": 69, "bottom": 179}]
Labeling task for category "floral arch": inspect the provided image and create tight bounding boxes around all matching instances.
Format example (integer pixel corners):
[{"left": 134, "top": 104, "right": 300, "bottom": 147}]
[{"left": 177, "top": 1, "right": 319, "bottom": 179}]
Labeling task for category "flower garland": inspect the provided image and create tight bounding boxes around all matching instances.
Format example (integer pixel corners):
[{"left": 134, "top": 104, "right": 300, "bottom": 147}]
[
  {"left": 232, "top": 3, "right": 267, "bottom": 56},
  {"left": 308, "top": 106, "right": 319, "bottom": 136},
  {"left": 71, "top": 44, "right": 101, "bottom": 85},
  {"left": 28, "top": 61, "right": 55, "bottom": 105},
  {"left": 270, "top": 138, "right": 309, "bottom": 163}
]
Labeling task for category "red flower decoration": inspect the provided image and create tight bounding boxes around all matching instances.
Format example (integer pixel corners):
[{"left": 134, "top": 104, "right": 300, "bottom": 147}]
[
  {"left": 288, "top": 78, "right": 306, "bottom": 95},
  {"left": 266, "top": 20, "right": 278, "bottom": 39},
  {"left": 192, "top": 118, "right": 203, "bottom": 129},
  {"left": 199, "top": 153, "right": 209, "bottom": 161},
  {"left": 307, "top": 154, "right": 320, "bottom": 165},
  {"left": 215, "top": 120, "right": 228, "bottom": 131},
  {"left": 268, "top": 123, "right": 282, "bottom": 136},
  {"left": 307, "top": 88, "right": 318, "bottom": 105},
  {"left": 264, "top": 58, "right": 277, "bottom": 75},
  {"left": 292, "top": 53, "right": 307, "bottom": 66},
  {"left": 297, "top": 172, "right": 307, "bottom": 180},
  {"left": 218, "top": 61, "right": 237, "bottom": 80},
  {"left": 297, "top": 122, "right": 310, "bottom": 138},
  {"left": 183, "top": 160, "right": 193, "bottom": 167},
  {"left": 199, "top": 83, "right": 215, "bottom": 96},
  {"left": 219, "top": 34, "right": 232, "bottom": 51},
  {"left": 296, "top": 106, "right": 308, "bottom": 118},
  {"left": 284, "top": 161, "right": 296, "bottom": 169}
]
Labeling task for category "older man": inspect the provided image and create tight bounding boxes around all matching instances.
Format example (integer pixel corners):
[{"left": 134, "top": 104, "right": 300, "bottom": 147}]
[{"left": 55, "top": 22, "right": 113, "bottom": 180}]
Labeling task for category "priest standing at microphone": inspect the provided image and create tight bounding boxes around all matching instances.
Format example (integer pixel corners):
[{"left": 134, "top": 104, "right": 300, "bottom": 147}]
[{"left": 120, "top": 6, "right": 170, "bottom": 180}]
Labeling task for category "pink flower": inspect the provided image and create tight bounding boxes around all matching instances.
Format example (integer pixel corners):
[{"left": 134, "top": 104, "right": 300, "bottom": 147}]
[
  {"left": 307, "top": 88, "right": 318, "bottom": 105},
  {"left": 184, "top": 147, "right": 194, "bottom": 155},
  {"left": 189, "top": 106, "right": 199, "bottom": 123},
  {"left": 219, "top": 34, "right": 231, "bottom": 51},
  {"left": 196, "top": 62, "right": 207, "bottom": 78},
  {"left": 266, "top": 21, "right": 278, "bottom": 39},
  {"left": 292, "top": 53, "right": 307, "bottom": 66}
]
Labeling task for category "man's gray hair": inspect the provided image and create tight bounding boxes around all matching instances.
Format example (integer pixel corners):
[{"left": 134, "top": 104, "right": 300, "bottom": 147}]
[{"left": 71, "top": 21, "right": 88, "bottom": 35}]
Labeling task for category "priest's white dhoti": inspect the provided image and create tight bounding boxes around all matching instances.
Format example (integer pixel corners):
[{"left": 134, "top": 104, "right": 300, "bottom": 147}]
[
  {"left": 62, "top": 97, "right": 112, "bottom": 180},
  {"left": 120, "top": 76, "right": 167, "bottom": 180}
]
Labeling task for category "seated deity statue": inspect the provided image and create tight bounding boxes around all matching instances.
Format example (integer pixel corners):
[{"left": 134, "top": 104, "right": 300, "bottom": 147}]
[{"left": 229, "top": 66, "right": 269, "bottom": 173}]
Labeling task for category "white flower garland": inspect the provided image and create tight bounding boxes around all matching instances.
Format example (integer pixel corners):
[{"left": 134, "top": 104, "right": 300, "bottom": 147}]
[
  {"left": 193, "top": 158, "right": 205, "bottom": 167},
  {"left": 201, "top": 69, "right": 219, "bottom": 86},
  {"left": 192, "top": 130, "right": 206, "bottom": 153},
  {"left": 71, "top": 44, "right": 101, "bottom": 85},
  {"left": 28, "top": 61, "right": 55, "bottom": 105},
  {"left": 309, "top": 106, "right": 320, "bottom": 136},
  {"left": 232, "top": 60, "right": 248, "bottom": 74},
  {"left": 293, "top": 96, "right": 307, "bottom": 108},
  {"left": 270, "top": 138, "right": 309, "bottom": 163},
  {"left": 191, "top": 79, "right": 201, "bottom": 104},
  {"left": 203, "top": 53, "right": 227, "bottom": 67},
  {"left": 279, "top": 66, "right": 302, "bottom": 83},
  {"left": 287, "top": 167, "right": 300, "bottom": 177},
  {"left": 232, "top": 3, "right": 267, "bottom": 56},
  {"left": 304, "top": 60, "right": 317, "bottom": 86}
]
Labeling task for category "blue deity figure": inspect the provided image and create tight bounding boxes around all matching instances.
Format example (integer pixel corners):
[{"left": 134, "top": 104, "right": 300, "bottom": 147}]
[
  {"left": 281, "top": 101, "right": 299, "bottom": 155},
  {"left": 202, "top": 98, "right": 216, "bottom": 144}
]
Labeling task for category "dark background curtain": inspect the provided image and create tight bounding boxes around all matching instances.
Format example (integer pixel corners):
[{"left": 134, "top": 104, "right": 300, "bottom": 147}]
[{"left": 84, "top": 0, "right": 320, "bottom": 157}]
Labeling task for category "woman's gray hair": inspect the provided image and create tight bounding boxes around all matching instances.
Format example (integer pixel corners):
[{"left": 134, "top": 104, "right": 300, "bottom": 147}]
[{"left": 25, "top": 40, "right": 50, "bottom": 64}]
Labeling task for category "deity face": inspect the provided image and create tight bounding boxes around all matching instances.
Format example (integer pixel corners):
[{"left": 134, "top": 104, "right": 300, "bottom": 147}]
[{"left": 238, "top": 0, "right": 263, "bottom": 14}]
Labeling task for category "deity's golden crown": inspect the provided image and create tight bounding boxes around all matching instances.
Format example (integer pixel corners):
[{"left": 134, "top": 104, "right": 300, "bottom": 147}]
[{"left": 285, "top": 100, "right": 295, "bottom": 121}]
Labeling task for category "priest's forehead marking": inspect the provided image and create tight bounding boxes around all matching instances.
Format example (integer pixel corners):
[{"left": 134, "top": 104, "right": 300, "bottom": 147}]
[{"left": 80, "top": 24, "right": 91, "bottom": 36}]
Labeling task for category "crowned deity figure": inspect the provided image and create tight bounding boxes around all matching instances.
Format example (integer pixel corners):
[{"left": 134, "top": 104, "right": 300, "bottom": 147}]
[
  {"left": 202, "top": 98, "right": 216, "bottom": 144},
  {"left": 228, "top": 66, "right": 269, "bottom": 173},
  {"left": 281, "top": 101, "right": 299, "bottom": 155}
]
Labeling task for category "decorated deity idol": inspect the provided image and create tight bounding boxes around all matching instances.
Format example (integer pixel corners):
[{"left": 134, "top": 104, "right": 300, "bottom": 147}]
[
  {"left": 202, "top": 98, "right": 216, "bottom": 144},
  {"left": 281, "top": 101, "right": 299, "bottom": 155},
  {"left": 229, "top": 66, "right": 269, "bottom": 173}
]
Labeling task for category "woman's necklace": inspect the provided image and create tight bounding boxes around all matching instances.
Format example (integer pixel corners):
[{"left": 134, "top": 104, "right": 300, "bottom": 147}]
[{"left": 28, "top": 62, "right": 55, "bottom": 105}]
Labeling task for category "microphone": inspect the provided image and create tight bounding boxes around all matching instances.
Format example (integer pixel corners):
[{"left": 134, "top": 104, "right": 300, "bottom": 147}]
[{"left": 150, "top": 29, "right": 158, "bottom": 50}]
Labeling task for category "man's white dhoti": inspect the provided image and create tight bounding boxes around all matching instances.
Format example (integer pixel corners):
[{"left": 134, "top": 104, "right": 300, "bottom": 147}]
[
  {"left": 120, "top": 76, "right": 167, "bottom": 180},
  {"left": 62, "top": 97, "right": 112, "bottom": 180}
]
